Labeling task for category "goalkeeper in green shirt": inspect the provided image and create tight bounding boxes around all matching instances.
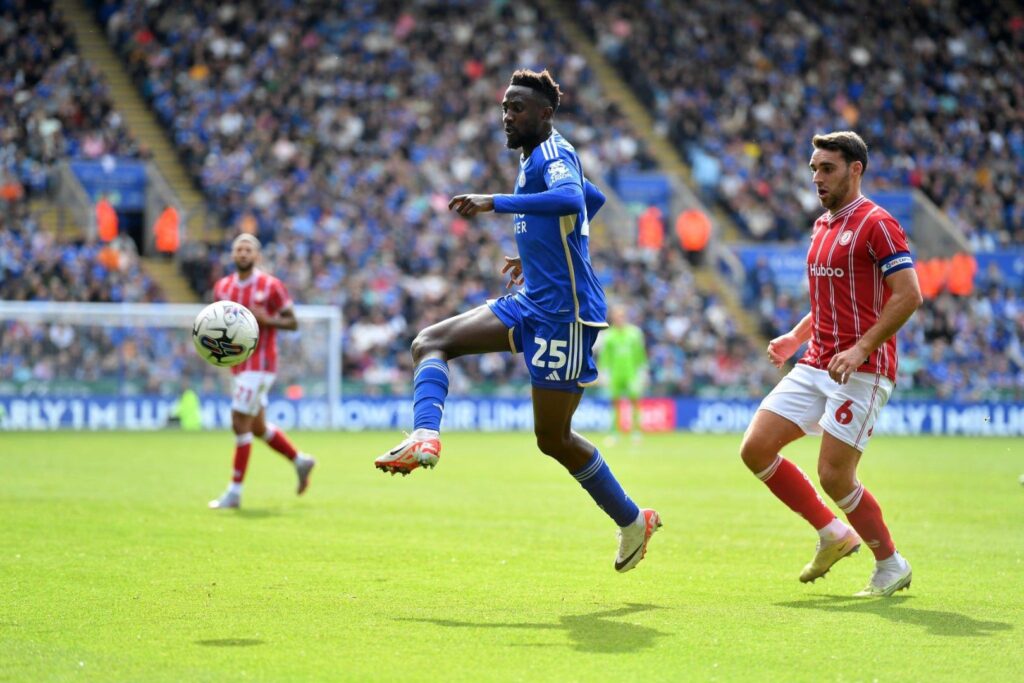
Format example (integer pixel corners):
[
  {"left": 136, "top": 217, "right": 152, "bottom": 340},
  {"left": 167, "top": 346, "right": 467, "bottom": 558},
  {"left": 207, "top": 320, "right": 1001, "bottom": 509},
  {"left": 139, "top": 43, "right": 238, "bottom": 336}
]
[{"left": 598, "top": 305, "right": 649, "bottom": 443}]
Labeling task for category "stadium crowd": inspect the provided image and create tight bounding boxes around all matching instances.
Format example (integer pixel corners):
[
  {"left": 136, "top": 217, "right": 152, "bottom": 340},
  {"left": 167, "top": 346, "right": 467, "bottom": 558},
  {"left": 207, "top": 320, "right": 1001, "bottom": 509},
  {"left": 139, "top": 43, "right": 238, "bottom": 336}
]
[
  {"left": 747, "top": 268, "right": 1024, "bottom": 401},
  {"left": 578, "top": 0, "right": 1024, "bottom": 248},
  {"left": 1, "top": 0, "right": 142, "bottom": 196},
  {"left": 2, "top": 0, "right": 1021, "bottom": 403},
  {"left": 92, "top": 0, "right": 781, "bottom": 397},
  {"left": 0, "top": 0, "right": 180, "bottom": 395},
  {"left": 1, "top": 0, "right": 157, "bottom": 302}
]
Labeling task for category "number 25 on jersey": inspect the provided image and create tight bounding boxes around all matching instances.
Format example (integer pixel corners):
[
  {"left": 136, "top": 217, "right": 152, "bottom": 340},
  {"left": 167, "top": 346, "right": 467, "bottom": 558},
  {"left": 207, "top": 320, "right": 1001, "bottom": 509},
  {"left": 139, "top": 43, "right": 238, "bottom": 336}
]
[{"left": 531, "top": 337, "right": 567, "bottom": 369}]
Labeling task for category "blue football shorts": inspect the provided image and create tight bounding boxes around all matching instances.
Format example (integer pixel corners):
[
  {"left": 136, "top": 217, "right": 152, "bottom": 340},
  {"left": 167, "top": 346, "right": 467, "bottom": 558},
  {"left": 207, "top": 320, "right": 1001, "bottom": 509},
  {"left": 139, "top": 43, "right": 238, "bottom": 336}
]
[{"left": 488, "top": 294, "right": 600, "bottom": 393}]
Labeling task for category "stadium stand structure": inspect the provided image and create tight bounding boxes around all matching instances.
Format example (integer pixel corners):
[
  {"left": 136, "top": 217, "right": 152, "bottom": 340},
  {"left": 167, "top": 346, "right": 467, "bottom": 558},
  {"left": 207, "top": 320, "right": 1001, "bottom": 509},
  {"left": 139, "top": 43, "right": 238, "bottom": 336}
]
[
  {"left": 56, "top": 0, "right": 208, "bottom": 301},
  {"left": 538, "top": 0, "right": 762, "bottom": 345},
  {"left": 576, "top": 0, "right": 1024, "bottom": 248},
  {"left": 3, "top": 0, "right": 1019, "bottom": 402},
  {"left": 93, "top": 0, "right": 777, "bottom": 397},
  {"left": 576, "top": 0, "right": 1024, "bottom": 401}
]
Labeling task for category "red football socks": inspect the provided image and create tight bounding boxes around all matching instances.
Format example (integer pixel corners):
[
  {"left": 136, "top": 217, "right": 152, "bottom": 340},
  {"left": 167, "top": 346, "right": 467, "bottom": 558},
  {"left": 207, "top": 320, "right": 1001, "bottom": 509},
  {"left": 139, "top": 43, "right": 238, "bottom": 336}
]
[
  {"left": 263, "top": 423, "right": 298, "bottom": 461},
  {"left": 232, "top": 432, "right": 253, "bottom": 483},
  {"left": 756, "top": 455, "right": 835, "bottom": 529},
  {"left": 837, "top": 484, "right": 896, "bottom": 560}
]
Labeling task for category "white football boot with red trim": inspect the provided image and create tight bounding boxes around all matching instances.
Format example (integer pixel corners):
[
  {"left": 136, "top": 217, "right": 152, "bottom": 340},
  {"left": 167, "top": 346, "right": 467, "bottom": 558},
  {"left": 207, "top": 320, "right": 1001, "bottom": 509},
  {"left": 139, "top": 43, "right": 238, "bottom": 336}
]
[
  {"left": 614, "top": 508, "right": 662, "bottom": 573},
  {"left": 375, "top": 430, "right": 441, "bottom": 476}
]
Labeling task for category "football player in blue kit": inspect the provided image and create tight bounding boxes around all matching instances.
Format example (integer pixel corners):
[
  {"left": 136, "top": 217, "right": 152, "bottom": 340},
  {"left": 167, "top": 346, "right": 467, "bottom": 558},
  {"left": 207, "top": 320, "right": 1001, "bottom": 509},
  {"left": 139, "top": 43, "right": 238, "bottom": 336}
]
[{"left": 375, "top": 69, "right": 660, "bottom": 572}]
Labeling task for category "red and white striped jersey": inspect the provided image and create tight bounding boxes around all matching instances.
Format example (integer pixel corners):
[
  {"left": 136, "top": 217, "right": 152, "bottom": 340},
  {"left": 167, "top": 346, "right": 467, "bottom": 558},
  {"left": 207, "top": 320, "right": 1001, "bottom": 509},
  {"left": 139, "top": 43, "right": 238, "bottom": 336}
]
[
  {"left": 212, "top": 269, "right": 293, "bottom": 375},
  {"left": 799, "top": 195, "right": 914, "bottom": 383}
]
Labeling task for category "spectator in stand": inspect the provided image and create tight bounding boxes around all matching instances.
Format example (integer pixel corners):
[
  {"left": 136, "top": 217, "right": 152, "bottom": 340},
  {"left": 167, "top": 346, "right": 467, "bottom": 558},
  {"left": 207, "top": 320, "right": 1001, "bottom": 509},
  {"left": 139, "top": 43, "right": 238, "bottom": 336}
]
[
  {"left": 1, "top": 0, "right": 141, "bottom": 199},
  {"left": 96, "top": 0, "right": 778, "bottom": 398},
  {"left": 751, "top": 269, "right": 1024, "bottom": 401},
  {"left": 578, "top": 0, "right": 1024, "bottom": 248}
]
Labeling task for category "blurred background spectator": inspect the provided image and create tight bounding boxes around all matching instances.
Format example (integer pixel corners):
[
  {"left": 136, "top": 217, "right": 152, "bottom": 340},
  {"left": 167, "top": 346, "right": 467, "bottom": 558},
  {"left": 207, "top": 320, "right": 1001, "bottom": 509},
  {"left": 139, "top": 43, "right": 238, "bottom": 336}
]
[
  {"left": 578, "top": 0, "right": 1024, "bottom": 247},
  {"left": 0, "top": 0, "right": 1020, "bottom": 402}
]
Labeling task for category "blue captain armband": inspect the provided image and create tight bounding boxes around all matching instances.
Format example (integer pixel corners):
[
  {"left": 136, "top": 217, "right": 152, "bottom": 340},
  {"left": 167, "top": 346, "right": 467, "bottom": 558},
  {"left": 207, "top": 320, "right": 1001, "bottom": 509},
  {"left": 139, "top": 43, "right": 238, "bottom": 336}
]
[{"left": 879, "top": 252, "right": 914, "bottom": 276}]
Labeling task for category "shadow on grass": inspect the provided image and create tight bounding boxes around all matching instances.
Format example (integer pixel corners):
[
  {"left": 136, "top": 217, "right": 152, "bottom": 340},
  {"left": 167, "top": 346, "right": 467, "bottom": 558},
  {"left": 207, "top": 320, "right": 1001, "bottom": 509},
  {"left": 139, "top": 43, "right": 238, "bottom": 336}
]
[
  {"left": 775, "top": 595, "right": 1013, "bottom": 637},
  {"left": 397, "top": 602, "right": 669, "bottom": 653},
  {"left": 195, "top": 638, "right": 265, "bottom": 647}
]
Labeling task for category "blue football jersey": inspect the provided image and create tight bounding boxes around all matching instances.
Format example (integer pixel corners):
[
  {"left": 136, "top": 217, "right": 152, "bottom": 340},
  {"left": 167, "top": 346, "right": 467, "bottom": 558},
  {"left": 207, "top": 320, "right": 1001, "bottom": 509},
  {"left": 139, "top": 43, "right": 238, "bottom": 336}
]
[{"left": 509, "top": 129, "right": 608, "bottom": 327}]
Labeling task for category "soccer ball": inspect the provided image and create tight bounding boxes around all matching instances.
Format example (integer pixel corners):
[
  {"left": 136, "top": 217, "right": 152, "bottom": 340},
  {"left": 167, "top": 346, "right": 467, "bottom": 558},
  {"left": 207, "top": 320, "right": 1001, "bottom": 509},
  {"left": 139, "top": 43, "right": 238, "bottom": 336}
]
[{"left": 192, "top": 300, "right": 259, "bottom": 367}]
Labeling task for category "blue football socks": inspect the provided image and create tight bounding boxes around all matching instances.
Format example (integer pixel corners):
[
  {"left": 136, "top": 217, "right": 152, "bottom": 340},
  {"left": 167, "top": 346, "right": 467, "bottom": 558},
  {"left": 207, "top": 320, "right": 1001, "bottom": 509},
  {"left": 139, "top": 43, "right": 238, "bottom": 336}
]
[
  {"left": 412, "top": 359, "right": 450, "bottom": 432},
  {"left": 572, "top": 450, "right": 640, "bottom": 527}
]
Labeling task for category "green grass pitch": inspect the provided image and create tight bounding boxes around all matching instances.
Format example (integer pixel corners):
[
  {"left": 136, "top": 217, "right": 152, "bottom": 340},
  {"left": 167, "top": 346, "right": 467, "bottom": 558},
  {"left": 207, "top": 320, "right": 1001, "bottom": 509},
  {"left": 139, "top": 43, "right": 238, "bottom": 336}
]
[{"left": 1, "top": 431, "right": 1022, "bottom": 682}]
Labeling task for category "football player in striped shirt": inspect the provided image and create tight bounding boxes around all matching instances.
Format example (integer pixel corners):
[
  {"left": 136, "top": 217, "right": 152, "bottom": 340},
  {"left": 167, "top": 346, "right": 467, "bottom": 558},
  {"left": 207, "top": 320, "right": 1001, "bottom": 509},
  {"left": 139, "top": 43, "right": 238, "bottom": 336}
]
[
  {"left": 374, "top": 69, "right": 660, "bottom": 572},
  {"left": 740, "top": 132, "right": 923, "bottom": 596},
  {"left": 208, "top": 234, "right": 315, "bottom": 509}
]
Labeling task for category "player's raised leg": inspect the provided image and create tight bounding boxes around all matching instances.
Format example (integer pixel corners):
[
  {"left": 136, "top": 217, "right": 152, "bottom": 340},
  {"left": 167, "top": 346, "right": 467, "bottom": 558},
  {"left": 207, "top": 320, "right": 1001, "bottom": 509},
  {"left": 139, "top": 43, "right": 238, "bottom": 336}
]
[
  {"left": 817, "top": 432, "right": 911, "bottom": 597},
  {"left": 740, "top": 409, "right": 860, "bottom": 582},
  {"left": 532, "top": 387, "right": 660, "bottom": 572},
  {"left": 252, "top": 410, "right": 315, "bottom": 494},
  {"left": 375, "top": 304, "right": 511, "bottom": 475}
]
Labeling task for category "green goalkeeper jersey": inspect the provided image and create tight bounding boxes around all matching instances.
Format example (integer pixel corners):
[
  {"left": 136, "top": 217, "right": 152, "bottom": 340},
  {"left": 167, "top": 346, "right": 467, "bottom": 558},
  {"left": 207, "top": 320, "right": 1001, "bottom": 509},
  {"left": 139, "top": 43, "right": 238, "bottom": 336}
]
[{"left": 599, "top": 324, "right": 648, "bottom": 382}]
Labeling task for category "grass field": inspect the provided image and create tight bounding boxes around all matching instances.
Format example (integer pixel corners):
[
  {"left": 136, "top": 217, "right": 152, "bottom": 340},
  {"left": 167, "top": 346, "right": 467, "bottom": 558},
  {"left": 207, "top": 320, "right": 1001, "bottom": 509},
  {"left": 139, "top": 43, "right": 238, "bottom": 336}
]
[{"left": 1, "top": 431, "right": 1022, "bottom": 682}]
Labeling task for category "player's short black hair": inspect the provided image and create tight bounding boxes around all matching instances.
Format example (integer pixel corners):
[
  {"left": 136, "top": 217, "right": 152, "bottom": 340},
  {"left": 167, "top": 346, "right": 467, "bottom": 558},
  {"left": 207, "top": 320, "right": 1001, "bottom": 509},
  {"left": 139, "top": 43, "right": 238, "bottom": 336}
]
[
  {"left": 510, "top": 69, "right": 561, "bottom": 111},
  {"left": 812, "top": 131, "right": 869, "bottom": 173}
]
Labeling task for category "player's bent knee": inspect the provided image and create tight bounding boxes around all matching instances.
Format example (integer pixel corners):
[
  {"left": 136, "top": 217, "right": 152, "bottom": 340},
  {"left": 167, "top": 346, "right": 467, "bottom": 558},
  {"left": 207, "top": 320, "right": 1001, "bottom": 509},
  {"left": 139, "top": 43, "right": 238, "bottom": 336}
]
[
  {"left": 818, "top": 465, "right": 856, "bottom": 501},
  {"left": 738, "top": 435, "right": 774, "bottom": 473},
  {"left": 535, "top": 431, "right": 569, "bottom": 458},
  {"left": 410, "top": 327, "right": 445, "bottom": 363}
]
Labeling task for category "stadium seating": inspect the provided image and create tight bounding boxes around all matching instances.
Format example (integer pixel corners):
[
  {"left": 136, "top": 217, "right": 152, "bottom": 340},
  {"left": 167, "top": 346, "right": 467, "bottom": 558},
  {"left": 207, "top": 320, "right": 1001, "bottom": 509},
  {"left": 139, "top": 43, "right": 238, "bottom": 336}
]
[
  {"left": 576, "top": 0, "right": 1024, "bottom": 248},
  {"left": 0, "top": 0, "right": 173, "bottom": 396},
  {"left": 1, "top": 0, "right": 154, "bottom": 304},
  {"left": 577, "top": 0, "right": 1024, "bottom": 399},
  {"left": 2, "top": 0, "right": 1019, "bottom": 401},
  {"left": 95, "top": 0, "right": 780, "bottom": 396},
  {"left": 1, "top": 1, "right": 141, "bottom": 189}
]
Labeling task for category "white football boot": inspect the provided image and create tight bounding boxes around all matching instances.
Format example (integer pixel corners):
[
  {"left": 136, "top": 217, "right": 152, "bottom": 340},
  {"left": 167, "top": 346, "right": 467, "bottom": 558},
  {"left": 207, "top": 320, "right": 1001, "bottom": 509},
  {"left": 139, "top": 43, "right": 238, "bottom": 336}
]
[
  {"left": 854, "top": 552, "right": 912, "bottom": 597},
  {"left": 295, "top": 454, "right": 316, "bottom": 494},
  {"left": 374, "top": 430, "right": 441, "bottom": 476},
  {"left": 615, "top": 508, "right": 662, "bottom": 573},
  {"left": 208, "top": 489, "right": 241, "bottom": 509}
]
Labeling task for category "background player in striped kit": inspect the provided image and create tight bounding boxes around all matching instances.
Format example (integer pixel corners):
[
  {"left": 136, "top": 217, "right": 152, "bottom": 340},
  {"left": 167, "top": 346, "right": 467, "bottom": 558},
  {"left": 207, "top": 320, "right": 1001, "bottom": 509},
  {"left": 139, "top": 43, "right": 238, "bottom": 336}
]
[
  {"left": 208, "top": 234, "right": 315, "bottom": 509},
  {"left": 739, "top": 132, "right": 923, "bottom": 596},
  {"left": 374, "top": 69, "right": 660, "bottom": 572}
]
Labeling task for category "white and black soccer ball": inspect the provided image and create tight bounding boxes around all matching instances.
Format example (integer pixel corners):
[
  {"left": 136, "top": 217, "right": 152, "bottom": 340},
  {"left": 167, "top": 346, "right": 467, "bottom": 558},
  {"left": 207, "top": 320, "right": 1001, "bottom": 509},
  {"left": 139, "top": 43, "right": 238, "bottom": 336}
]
[{"left": 192, "top": 300, "right": 259, "bottom": 368}]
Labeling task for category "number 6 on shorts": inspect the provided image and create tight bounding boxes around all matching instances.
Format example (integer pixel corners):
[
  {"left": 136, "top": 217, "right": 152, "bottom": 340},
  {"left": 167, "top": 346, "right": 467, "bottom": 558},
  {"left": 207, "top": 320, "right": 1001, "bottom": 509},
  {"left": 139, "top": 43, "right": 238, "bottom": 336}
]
[{"left": 834, "top": 399, "right": 854, "bottom": 425}]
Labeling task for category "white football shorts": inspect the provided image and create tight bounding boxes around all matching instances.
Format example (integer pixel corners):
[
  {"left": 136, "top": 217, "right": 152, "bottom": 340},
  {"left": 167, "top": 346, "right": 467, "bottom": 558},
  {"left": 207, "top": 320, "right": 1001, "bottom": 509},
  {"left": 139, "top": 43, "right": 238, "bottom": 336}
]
[
  {"left": 231, "top": 371, "right": 276, "bottom": 416},
  {"left": 759, "top": 364, "right": 893, "bottom": 452}
]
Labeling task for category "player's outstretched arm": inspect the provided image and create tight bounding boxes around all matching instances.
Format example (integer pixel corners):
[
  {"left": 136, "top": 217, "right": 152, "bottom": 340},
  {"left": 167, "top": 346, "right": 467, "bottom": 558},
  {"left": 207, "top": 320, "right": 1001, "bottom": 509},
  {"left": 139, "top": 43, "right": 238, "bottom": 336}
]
[
  {"left": 827, "top": 268, "right": 923, "bottom": 384},
  {"left": 491, "top": 184, "right": 584, "bottom": 216},
  {"left": 767, "top": 313, "right": 812, "bottom": 368},
  {"left": 584, "top": 180, "right": 606, "bottom": 220},
  {"left": 449, "top": 194, "right": 495, "bottom": 217},
  {"left": 451, "top": 183, "right": 588, "bottom": 218}
]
